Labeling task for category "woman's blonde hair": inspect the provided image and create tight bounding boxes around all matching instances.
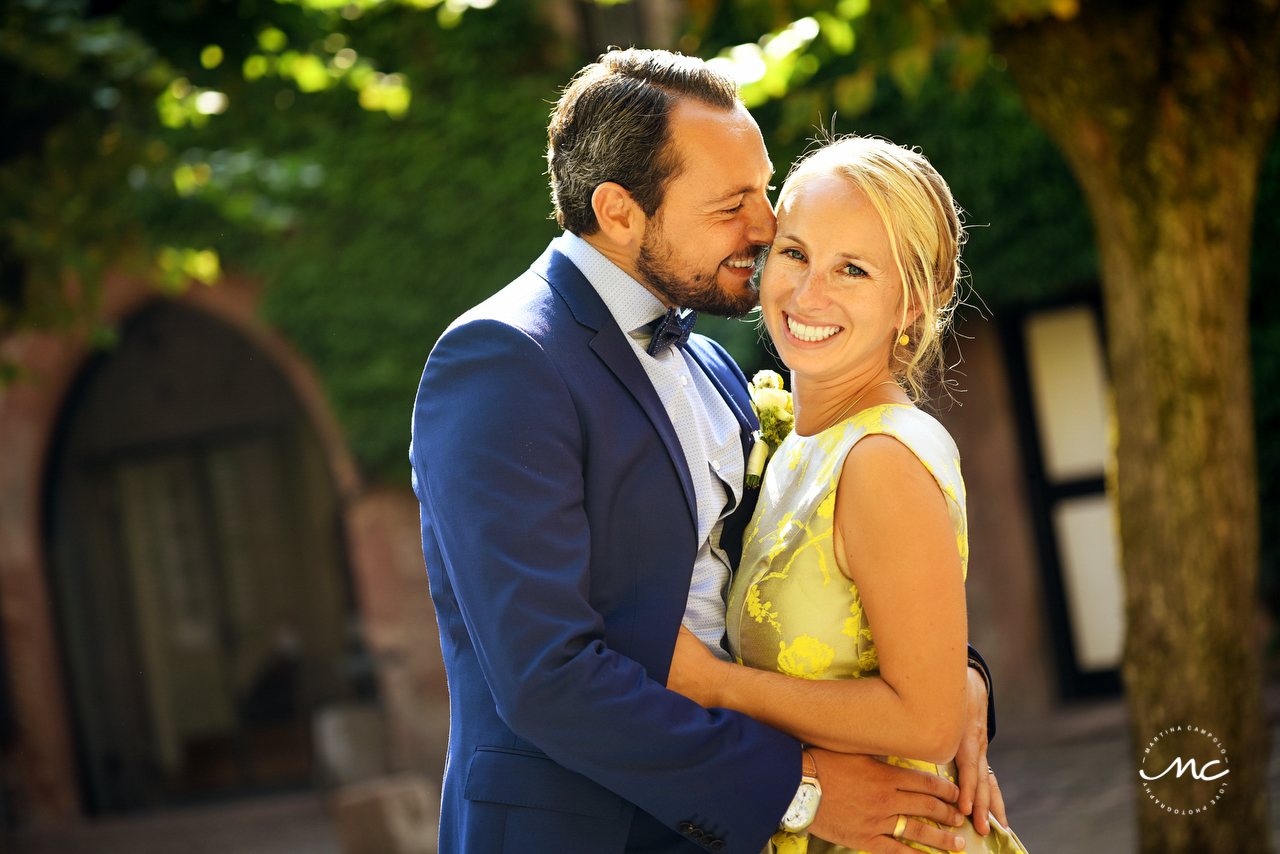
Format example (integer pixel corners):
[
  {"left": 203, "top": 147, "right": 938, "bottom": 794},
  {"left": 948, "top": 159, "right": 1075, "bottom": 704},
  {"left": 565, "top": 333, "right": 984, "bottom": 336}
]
[{"left": 777, "top": 135, "right": 965, "bottom": 402}]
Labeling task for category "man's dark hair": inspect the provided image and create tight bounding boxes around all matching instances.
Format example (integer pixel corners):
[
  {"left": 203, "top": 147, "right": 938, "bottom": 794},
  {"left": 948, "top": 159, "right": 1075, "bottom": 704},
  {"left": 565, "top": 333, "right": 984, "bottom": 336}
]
[{"left": 547, "top": 48, "right": 740, "bottom": 236}]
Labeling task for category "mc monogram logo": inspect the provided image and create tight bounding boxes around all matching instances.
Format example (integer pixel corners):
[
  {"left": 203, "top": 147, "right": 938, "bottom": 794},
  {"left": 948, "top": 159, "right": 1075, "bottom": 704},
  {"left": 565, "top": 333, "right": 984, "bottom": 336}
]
[
  {"left": 1139, "top": 726, "right": 1230, "bottom": 816},
  {"left": 1139, "top": 756, "right": 1230, "bottom": 783}
]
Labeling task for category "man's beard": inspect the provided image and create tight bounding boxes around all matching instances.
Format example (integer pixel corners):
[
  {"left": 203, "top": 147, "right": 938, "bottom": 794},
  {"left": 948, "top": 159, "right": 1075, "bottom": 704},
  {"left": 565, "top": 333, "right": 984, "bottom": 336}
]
[{"left": 636, "top": 228, "right": 762, "bottom": 320}]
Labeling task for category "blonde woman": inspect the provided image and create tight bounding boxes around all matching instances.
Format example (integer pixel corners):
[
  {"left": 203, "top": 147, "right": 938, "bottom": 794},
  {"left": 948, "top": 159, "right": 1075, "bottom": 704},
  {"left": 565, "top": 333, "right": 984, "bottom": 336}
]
[{"left": 667, "top": 137, "right": 1029, "bottom": 854}]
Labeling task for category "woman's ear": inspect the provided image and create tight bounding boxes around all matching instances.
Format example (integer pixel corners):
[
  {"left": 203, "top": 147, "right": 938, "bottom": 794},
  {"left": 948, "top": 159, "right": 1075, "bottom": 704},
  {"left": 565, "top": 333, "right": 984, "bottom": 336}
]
[
  {"left": 899, "top": 290, "right": 924, "bottom": 337},
  {"left": 591, "top": 182, "right": 646, "bottom": 249},
  {"left": 907, "top": 302, "right": 924, "bottom": 328}
]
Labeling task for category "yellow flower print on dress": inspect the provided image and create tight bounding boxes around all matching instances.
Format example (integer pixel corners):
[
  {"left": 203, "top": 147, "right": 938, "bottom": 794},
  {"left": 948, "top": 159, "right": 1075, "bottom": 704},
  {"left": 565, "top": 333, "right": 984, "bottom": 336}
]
[
  {"left": 746, "top": 585, "right": 782, "bottom": 631},
  {"left": 857, "top": 646, "right": 879, "bottom": 673},
  {"left": 777, "top": 635, "right": 834, "bottom": 679},
  {"left": 812, "top": 426, "right": 852, "bottom": 486},
  {"left": 891, "top": 757, "right": 938, "bottom": 775},
  {"left": 841, "top": 584, "right": 875, "bottom": 642},
  {"left": 815, "top": 493, "right": 835, "bottom": 521},
  {"left": 785, "top": 443, "right": 806, "bottom": 473},
  {"left": 816, "top": 422, "right": 847, "bottom": 456},
  {"left": 770, "top": 830, "right": 809, "bottom": 854}
]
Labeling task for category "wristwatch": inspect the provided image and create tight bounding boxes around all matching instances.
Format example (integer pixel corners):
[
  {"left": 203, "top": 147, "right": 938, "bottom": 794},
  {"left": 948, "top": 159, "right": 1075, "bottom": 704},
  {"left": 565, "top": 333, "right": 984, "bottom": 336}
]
[{"left": 780, "top": 750, "right": 822, "bottom": 832}]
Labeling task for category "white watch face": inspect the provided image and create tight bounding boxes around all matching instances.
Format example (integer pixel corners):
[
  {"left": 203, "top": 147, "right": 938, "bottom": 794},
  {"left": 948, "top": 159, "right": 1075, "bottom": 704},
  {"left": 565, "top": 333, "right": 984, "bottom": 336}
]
[{"left": 781, "top": 782, "right": 820, "bottom": 831}]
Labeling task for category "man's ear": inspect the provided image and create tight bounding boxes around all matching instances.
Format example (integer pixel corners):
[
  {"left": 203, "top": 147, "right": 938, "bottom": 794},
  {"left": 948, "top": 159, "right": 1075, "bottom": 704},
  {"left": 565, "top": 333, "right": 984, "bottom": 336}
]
[{"left": 591, "top": 182, "right": 646, "bottom": 249}]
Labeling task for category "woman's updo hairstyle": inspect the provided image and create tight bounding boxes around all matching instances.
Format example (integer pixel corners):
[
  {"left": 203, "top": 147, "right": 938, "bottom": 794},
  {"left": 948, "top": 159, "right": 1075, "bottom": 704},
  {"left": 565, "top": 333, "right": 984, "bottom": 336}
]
[{"left": 777, "top": 135, "right": 965, "bottom": 402}]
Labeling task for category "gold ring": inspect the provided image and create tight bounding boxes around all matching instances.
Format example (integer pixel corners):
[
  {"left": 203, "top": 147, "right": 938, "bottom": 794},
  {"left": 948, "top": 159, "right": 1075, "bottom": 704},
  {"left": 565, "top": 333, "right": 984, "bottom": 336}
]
[{"left": 892, "top": 815, "right": 907, "bottom": 839}]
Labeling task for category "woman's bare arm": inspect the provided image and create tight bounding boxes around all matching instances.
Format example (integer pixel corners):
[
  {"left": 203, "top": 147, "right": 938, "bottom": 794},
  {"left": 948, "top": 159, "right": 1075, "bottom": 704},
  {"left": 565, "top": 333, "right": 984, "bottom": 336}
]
[{"left": 667, "top": 434, "right": 969, "bottom": 763}]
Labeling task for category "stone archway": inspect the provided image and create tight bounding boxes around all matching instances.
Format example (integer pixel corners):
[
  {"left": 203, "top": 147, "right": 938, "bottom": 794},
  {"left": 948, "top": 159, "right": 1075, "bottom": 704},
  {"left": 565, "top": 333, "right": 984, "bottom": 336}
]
[
  {"left": 45, "top": 300, "right": 365, "bottom": 812},
  {"left": 0, "top": 275, "right": 368, "bottom": 823}
]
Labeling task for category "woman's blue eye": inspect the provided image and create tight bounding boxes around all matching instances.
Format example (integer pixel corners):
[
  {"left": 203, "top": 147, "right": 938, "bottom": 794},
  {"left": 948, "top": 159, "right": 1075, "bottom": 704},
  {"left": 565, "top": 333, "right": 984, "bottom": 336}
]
[
  {"left": 778, "top": 247, "right": 805, "bottom": 261},
  {"left": 843, "top": 263, "right": 867, "bottom": 277}
]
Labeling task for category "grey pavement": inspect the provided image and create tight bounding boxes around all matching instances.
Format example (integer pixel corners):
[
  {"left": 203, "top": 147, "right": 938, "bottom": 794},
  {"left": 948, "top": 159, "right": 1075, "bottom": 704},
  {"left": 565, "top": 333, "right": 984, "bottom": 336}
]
[
  {"left": 13, "top": 697, "right": 1280, "bottom": 854},
  {"left": 990, "top": 692, "right": 1280, "bottom": 853},
  {"left": 9, "top": 793, "right": 342, "bottom": 854},
  {"left": 988, "top": 700, "right": 1137, "bottom": 852}
]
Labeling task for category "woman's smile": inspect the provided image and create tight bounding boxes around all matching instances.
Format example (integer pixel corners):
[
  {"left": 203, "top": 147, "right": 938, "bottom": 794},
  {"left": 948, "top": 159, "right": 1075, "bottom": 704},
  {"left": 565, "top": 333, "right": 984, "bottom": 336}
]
[{"left": 782, "top": 312, "right": 843, "bottom": 344}]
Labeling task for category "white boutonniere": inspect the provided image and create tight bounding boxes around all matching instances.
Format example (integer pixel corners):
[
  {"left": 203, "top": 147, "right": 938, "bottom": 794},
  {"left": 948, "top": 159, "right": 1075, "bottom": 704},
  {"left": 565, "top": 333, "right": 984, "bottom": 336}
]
[{"left": 745, "top": 370, "right": 794, "bottom": 488}]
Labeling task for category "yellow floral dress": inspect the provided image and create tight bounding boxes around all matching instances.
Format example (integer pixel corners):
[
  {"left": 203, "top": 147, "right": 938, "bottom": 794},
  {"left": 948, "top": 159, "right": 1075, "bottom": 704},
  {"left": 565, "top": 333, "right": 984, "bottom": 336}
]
[{"left": 727, "top": 404, "right": 1028, "bottom": 854}]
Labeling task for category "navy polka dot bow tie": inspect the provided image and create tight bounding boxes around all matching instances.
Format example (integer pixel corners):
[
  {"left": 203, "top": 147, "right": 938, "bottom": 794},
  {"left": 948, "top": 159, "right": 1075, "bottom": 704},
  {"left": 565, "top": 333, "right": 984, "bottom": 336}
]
[{"left": 647, "top": 307, "right": 698, "bottom": 356}]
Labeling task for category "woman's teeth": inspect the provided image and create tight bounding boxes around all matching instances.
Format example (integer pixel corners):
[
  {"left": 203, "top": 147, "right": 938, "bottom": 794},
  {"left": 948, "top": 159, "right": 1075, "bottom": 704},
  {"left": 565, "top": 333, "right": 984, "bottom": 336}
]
[{"left": 787, "top": 316, "right": 841, "bottom": 342}]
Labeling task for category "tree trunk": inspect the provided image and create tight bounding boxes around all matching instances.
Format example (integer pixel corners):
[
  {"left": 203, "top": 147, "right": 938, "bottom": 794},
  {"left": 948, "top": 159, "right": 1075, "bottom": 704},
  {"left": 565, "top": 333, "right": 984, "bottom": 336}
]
[{"left": 996, "top": 2, "right": 1280, "bottom": 850}]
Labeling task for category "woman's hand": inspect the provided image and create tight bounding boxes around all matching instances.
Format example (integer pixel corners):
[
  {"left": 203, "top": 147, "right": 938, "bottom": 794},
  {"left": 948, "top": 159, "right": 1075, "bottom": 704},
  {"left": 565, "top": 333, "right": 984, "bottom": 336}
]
[
  {"left": 955, "top": 667, "right": 1008, "bottom": 835},
  {"left": 666, "top": 625, "right": 731, "bottom": 708}
]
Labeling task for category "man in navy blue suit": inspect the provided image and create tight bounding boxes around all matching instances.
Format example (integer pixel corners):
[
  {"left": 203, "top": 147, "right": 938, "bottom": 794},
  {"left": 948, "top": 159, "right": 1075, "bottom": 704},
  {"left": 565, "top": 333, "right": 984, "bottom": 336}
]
[{"left": 411, "top": 48, "right": 999, "bottom": 854}]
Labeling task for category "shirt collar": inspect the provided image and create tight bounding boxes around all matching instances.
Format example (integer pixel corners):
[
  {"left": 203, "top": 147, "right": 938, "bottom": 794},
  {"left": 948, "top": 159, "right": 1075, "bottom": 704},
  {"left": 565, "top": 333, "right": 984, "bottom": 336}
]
[{"left": 554, "top": 232, "right": 668, "bottom": 336}]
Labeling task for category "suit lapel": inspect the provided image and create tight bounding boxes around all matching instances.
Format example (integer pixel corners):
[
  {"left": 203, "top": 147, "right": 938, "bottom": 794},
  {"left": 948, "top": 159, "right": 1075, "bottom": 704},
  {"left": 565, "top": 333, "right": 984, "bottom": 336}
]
[
  {"left": 588, "top": 331, "right": 699, "bottom": 526},
  {"left": 682, "top": 339, "right": 757, "bottom": 449},
  {"left": 683, "top": 337, "right": 763, "bottom": 483},
  {"left": 681, "top": 335, "right": 763, "bottom": 574},
  {"left": 534, "top": 246, "right": 698, "bottom": 527}
]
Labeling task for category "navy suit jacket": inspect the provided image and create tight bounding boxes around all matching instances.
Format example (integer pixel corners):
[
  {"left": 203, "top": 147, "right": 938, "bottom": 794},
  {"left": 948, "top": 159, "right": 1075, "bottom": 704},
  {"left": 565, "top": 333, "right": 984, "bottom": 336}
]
[{"left": 411, "top": 243, "right": 802, "bottom": 854}]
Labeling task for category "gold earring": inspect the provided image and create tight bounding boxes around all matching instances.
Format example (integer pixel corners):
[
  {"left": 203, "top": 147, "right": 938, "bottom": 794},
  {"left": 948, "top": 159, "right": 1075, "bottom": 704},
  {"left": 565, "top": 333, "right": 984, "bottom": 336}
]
[{"left": 899, "top": 333, "right": 909, "bottom": 346}]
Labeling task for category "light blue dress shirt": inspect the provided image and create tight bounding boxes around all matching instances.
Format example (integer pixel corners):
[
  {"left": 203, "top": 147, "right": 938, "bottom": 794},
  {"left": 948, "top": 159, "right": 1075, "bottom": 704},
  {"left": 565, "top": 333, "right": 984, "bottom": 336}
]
[{"left": 556, "top": 232, "right": 744, "bottom": 660}]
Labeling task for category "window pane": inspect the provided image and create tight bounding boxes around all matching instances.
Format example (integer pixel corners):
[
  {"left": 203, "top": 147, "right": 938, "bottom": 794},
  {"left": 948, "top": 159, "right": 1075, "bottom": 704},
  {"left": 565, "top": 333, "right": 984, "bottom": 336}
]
[
  {"left": 1052, "top": 494, "right": 1125, "bottom": 671},
  {"left": 1024, "top": 307, "right": 1110, "bottom": 482}
]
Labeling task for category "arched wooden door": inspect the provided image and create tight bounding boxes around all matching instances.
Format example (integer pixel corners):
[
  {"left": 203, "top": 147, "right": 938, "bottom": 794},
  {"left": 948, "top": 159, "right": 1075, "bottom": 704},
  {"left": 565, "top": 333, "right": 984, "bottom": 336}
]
[{"left": 45, "top": 301, "right": 366, "bottom": 812}]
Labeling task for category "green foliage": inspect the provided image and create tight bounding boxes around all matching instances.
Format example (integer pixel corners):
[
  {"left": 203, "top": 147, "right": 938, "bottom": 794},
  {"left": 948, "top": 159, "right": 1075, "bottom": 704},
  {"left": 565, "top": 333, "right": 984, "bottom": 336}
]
[
  {"left": 691, "top": 0, "right": 1078, "bottom": 118},
  {"left": 133, "top": 1, "right": 564, "bottom": 481},
  {"left": 2, "top": 0, "right": 566, "bottom": 479},
  {"left": 0, "top": 0, "right": 167, "bottom": 336},
  {"left": 0, "top": 0, "right": 451, "bottom": 350},
  {"left": 250, "top": 7, "right": 564, "bottom": 481}
]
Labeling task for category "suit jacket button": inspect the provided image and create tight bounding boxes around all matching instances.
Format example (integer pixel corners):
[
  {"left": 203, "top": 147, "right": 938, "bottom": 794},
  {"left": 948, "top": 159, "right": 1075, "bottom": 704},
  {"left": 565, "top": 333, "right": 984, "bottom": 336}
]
[
  {"left": 678, "top": 822, "right": 695, "bottom": 835},
  {"left": 689, "top": 828, "right": 705, "bottom": 841},
  {"left": 708, "top": 840, "right": 725, "bottom": 852}
]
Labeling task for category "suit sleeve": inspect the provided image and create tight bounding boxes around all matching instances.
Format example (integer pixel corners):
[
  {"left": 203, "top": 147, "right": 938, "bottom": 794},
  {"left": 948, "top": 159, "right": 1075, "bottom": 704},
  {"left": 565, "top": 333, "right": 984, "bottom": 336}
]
[{"left": 411, "top": 318, "right": 801, "bottom": 853}]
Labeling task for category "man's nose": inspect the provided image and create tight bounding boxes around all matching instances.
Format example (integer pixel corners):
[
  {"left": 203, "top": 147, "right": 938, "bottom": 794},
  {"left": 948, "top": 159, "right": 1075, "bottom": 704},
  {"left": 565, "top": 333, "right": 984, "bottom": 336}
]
[{"left": 744, "top": 194, "right": 777, "bottom": 245}]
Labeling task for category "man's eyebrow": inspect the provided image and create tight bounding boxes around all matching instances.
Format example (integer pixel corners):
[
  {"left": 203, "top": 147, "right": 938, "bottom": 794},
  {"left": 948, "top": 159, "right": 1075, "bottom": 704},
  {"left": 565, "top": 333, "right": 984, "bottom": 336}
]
[
  {"left": 708, "top": 186, "right": 755, "bottom": 204},
  {"left": 708, "top": 171, "right": 776, "bottom": 205}
]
